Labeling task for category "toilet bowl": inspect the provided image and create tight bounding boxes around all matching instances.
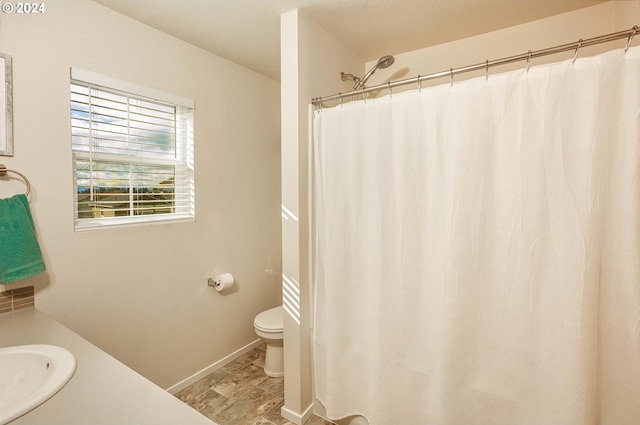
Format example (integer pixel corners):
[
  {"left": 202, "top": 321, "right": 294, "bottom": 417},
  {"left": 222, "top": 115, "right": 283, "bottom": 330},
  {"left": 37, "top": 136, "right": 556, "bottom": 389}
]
[{"left": 254, "top": 305, "right": 284, "bottom": 377}]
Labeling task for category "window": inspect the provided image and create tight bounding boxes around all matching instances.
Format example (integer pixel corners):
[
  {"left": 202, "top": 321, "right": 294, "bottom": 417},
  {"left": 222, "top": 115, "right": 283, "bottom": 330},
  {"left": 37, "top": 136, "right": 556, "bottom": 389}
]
[{"left": 70, "top": 68, "right": 194, "bottom": 230}]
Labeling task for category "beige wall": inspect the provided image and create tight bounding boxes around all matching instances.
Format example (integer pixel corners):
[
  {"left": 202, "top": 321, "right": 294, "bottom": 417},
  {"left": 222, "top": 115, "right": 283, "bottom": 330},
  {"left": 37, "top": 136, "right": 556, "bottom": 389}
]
[
  {"left": 285, "top": 1, "right": 640, "bottom": 423},
  {"left": 363, "top": 1, "right": 640, "bottom": 93},
  {"left": 280, "top": 9, "right": 363, "bottom": 424},
  {"left": 0, "top": 0, "right": 282, "bottom": 389}
]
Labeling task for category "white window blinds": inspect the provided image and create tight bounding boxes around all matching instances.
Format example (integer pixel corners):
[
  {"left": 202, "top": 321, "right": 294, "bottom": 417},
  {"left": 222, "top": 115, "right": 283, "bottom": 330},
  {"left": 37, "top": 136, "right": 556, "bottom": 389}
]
[{"left": 70, "top": 69, "right": 195, "bottom": 230}]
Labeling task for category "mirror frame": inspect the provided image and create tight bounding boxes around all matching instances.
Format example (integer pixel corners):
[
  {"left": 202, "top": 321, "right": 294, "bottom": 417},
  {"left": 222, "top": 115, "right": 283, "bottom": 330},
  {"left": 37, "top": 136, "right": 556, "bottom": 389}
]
[{"left": 0, "top": 52, "right": 13, "bottom": 156}]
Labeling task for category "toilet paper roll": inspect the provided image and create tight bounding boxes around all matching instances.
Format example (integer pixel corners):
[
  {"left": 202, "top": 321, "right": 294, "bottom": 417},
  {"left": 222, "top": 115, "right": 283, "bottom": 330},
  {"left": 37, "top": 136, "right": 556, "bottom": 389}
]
[{"left": 212, "top": 273, "right": 234, "bottom": 292}]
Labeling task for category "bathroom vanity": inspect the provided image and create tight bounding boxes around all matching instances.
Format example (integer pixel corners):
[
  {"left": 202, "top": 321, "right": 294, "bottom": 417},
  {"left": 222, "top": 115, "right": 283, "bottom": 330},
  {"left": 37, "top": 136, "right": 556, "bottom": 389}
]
[{"left": 0, "top": 308, "right": 216, "bottom": 425}]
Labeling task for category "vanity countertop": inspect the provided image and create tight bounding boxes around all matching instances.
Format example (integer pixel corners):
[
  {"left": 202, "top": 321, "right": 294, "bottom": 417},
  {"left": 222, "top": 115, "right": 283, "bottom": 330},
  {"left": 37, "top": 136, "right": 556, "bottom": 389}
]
[{"left": 0, "top": 307, "right": 216, "bottom": 425}]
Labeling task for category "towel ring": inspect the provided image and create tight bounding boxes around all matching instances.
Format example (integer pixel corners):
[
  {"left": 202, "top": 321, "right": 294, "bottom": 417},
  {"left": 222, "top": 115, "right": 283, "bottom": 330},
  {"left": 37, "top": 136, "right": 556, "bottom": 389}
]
[{"left": 0, "top": 164, "right": 31, "bottom": 196}]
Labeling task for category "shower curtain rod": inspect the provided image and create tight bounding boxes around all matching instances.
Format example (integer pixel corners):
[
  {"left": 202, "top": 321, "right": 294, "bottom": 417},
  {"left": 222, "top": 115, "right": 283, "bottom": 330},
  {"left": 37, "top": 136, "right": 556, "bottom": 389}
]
[{"left": 311, "top": 25, "right": 639, "bottom": 106}]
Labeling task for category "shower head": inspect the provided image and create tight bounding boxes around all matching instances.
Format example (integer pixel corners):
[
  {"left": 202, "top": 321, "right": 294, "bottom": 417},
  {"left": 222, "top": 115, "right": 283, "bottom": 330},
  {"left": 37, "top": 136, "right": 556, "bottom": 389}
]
[
  {"left": 376, "top": 55, "right": 395, "bottom": 69},
  {"left": 351, "top": 55, "right": 396, "bottom": 90}
]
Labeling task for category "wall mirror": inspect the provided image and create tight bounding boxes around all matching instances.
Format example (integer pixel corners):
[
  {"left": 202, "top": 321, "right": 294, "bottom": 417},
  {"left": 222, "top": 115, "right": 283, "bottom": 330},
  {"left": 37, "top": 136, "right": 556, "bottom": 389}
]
[{"left": 0, "top": 52, "right": 13, "bottom": 156}]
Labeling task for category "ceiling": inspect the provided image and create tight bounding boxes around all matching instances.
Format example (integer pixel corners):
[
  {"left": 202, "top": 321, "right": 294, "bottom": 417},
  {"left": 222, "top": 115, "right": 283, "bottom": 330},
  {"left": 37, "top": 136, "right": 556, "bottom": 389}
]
[{"left": 92, "top": 0, "right": 607, "bottom": 81}]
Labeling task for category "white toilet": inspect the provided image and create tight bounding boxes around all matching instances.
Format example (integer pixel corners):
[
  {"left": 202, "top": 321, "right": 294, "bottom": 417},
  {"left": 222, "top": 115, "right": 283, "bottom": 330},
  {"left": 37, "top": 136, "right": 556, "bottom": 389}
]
[{"left": 253, "top": 305, "right": 284, "bottom": 377}]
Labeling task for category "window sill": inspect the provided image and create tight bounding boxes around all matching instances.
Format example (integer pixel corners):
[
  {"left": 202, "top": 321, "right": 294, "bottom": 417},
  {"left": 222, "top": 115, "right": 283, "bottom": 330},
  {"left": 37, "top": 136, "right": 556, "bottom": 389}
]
[{"left": 74, "top": 214, "right": 195, "bottom": 232}]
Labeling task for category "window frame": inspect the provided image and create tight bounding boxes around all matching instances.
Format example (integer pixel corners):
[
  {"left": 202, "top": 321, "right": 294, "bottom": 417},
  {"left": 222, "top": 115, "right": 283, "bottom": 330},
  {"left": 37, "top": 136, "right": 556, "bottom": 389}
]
[{"left": 70, "top": 68, "right": 195, "bottom": 231}]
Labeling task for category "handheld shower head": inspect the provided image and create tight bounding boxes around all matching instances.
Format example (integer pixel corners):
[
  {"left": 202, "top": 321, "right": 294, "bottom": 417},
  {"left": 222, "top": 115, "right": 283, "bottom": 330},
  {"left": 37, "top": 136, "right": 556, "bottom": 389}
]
[
  {"left": 376, "top": 55, "right": 395, "bottom": 69},
  {"left": 352, "top": 54, "right": 396, "bottom": 90}
]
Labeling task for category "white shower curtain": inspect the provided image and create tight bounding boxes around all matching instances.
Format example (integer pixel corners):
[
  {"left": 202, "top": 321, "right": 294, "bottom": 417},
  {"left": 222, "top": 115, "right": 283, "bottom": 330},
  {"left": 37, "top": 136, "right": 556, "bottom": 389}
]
[{"left": 313, "top": 47, "right": 640, "bottom": 425}]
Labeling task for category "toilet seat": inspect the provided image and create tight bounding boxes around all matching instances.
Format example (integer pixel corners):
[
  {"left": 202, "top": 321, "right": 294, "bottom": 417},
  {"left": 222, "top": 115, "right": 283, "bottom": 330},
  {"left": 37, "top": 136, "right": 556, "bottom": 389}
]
[{"left": 254, "top": 306, "right": 283, "bottom": 334}]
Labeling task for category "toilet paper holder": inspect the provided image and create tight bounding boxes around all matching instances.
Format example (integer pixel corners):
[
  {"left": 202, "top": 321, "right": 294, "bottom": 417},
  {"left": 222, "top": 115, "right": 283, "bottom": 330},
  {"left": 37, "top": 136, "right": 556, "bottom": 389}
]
[{"left": 207, "top": 273, "right": 235, "bottom": 292}]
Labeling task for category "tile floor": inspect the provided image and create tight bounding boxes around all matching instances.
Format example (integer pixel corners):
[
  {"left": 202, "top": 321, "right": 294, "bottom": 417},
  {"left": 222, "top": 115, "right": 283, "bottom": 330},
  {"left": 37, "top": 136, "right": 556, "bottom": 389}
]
[{"left": 174, "top": 344, "right": 336, "bottom": 425}]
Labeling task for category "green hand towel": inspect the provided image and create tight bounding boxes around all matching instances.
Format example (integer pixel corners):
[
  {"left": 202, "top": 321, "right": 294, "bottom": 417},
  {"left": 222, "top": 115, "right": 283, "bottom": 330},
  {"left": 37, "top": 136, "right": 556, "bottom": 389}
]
[{"left": 0, "top": 194, "right": 45, "bottom": 284}]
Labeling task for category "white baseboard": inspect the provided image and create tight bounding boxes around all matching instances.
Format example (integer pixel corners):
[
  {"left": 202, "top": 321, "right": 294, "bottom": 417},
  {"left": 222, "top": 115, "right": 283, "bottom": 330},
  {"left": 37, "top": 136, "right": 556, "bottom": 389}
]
[
  {"left": 281, "top": 403, "right": 314, "bottom": 425},
  {"left": 166, "top": 338, "right": 263, "bottom": 394}
]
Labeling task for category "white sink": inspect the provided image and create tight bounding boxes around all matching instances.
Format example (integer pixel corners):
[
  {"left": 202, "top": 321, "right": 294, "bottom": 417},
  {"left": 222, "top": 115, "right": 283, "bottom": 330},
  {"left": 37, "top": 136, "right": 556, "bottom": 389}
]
[{"left": 0, "top": 345, "right": 76, "bottom": 424}]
